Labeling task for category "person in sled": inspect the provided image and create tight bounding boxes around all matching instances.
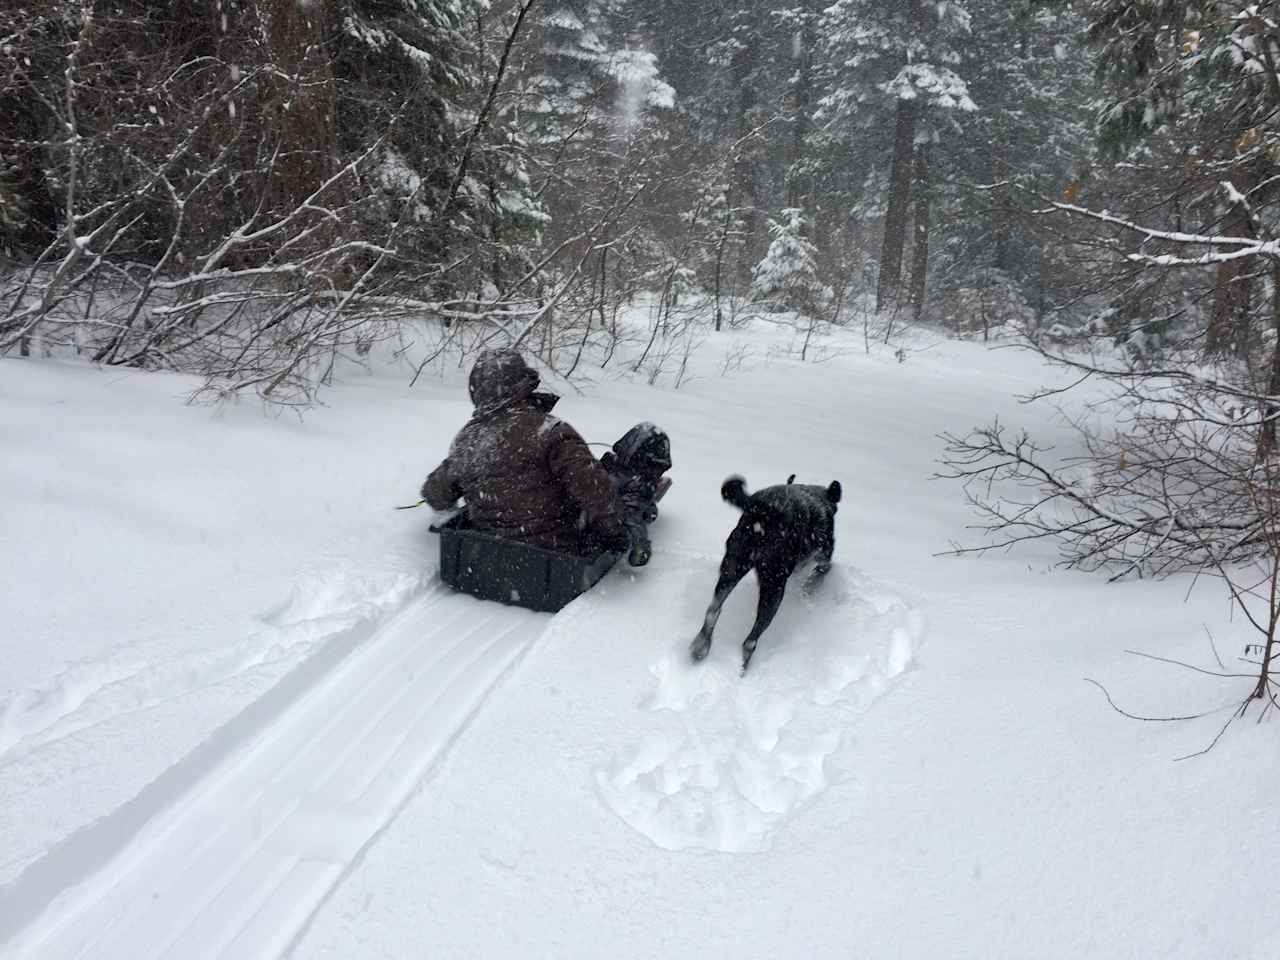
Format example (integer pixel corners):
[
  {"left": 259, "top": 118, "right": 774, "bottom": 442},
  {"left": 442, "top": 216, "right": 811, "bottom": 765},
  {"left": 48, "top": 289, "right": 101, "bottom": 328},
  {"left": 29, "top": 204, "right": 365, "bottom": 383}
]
[{"left": 420, "top": 348, "right": 670, "bottom": 567}]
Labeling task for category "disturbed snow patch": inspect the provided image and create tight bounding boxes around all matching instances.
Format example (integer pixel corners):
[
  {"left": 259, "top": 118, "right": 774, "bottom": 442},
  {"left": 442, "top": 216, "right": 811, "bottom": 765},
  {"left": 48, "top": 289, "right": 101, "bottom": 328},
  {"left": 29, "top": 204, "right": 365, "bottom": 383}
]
[
  {"left": 0, "top": 564, "right": 425, "bottom": 763},
  {"left": 596, "top": 565, "right": 922, "bottom": 853}
]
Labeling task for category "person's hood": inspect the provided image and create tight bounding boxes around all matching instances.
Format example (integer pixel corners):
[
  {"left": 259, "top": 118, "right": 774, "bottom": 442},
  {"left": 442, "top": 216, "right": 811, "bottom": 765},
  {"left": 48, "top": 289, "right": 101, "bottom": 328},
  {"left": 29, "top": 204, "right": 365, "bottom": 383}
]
[{"left": 468, "top": 348, "right": 542, "bottom": 416}]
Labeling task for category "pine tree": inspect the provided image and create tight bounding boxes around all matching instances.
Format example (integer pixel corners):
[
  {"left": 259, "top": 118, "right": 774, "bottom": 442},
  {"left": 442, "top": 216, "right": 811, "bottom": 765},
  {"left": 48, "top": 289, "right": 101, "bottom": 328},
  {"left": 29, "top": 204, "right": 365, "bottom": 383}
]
[
  {"left": 817, "top": 0, "right": 976, "bottom": 314},
  {"left": 1088, "top": 1, "right": 1280, "bottom": 357},
  {"left": 931, "top": 0, "right": 1093, "bottom": 326},
  {"left": 751, "top": 207, "right": 825, "bottom": 317},
  {"left": 630, "top": 1, "right": 799, "bottom": 280},
  {"left": 512, "top": 0, "right": 674, "bottom": 314},
  {"left": 0, "top": 1, "right": 65, "bottom": 255},
  {"left": 332, "top": 0, "right": 542, "bottom": 287}
]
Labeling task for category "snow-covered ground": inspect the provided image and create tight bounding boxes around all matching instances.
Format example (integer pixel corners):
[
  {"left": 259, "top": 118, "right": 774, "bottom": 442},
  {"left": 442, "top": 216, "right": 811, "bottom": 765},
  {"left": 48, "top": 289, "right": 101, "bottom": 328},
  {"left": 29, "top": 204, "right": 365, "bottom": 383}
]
[{"left": 2, "top": 323, "right": 1277, "bottom": 958}]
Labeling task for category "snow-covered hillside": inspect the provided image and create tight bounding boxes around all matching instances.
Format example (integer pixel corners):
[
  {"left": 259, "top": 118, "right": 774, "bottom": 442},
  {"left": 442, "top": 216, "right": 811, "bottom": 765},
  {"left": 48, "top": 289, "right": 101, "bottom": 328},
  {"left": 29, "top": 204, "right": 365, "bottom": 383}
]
[{"left": 2, "top": 328, "right": 1276, "bottom": 959}]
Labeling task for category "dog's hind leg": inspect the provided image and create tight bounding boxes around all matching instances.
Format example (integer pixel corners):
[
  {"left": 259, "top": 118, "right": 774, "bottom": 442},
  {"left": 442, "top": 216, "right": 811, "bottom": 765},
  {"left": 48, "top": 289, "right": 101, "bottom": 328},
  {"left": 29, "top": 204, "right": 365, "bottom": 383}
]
[
  {"left": 690, "top": 539, "right": 753, "bottom": 663},
  {"left": 740, "top": 568, "right": 788, "bottom": 674}
]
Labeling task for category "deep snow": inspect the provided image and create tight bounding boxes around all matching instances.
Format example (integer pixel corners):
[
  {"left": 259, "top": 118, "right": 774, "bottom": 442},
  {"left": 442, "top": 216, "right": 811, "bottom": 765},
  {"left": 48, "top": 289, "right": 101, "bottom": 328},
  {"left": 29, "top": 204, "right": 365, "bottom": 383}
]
[{"left": 2, "top": 324, "right": 1277, "bottom": 958}]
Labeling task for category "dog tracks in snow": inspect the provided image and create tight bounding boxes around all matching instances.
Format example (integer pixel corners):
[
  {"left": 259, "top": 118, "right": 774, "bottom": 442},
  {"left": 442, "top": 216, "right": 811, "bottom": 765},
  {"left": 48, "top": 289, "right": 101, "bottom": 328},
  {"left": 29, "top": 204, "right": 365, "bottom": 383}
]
[
  {"left": 0, "top": 561, "right": 924, "bottom": 957},
  {"left": 596, "top": 565, "right": 924, "bottom": 853}
]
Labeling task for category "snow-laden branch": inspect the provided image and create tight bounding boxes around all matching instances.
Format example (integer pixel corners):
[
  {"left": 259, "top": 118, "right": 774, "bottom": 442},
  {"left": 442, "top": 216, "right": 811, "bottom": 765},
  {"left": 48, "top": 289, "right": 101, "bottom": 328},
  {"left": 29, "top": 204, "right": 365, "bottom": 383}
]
[{"left": 1035, "top": 199, "right": 1261, "bottom": 251}]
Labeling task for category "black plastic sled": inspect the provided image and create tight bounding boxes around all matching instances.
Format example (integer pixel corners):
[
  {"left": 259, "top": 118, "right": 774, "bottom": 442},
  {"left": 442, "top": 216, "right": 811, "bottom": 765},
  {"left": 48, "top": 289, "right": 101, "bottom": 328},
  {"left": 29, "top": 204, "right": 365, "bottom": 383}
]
[
  {"left": 431, "top": 514, "right": 622, "bottom": 613},
  {"left": 430, "top": 476, "right": 671, "bottom": 613}
]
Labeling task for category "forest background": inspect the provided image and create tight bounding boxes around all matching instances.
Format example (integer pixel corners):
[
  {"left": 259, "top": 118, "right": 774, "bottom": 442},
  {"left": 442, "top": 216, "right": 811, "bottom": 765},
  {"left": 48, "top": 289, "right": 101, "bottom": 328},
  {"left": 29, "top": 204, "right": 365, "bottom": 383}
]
[{"left": 10, "top": 2, "right": 1280, "bottom": 689}]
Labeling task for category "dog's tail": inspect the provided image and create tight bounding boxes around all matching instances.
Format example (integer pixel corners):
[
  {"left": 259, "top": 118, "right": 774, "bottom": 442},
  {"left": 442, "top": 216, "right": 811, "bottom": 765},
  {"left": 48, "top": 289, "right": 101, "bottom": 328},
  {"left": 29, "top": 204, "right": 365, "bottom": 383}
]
[
  {"left": 721, "top": 475, "right": 751, "bottom": 511},
  {"left": 827, "top": 480, "right": 842, "bottom": 504}
]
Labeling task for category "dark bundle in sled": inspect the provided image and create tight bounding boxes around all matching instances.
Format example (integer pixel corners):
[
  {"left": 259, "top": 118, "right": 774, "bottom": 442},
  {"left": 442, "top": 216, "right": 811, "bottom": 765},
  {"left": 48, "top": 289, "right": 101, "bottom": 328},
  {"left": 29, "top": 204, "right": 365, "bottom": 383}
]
[
  {"left": 603, "top": 422, "right": 672, "bottom": 480},
  {"left": 601, "top": 422, "right": 673, "bottom": 566}
]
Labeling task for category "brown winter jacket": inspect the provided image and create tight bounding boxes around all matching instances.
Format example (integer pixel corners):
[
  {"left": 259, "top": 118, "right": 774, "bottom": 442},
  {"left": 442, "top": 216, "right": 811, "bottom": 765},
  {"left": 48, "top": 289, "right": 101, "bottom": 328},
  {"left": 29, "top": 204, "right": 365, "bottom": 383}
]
[{"left": 422, "top": 349, "right": 623, "bottom": 552}]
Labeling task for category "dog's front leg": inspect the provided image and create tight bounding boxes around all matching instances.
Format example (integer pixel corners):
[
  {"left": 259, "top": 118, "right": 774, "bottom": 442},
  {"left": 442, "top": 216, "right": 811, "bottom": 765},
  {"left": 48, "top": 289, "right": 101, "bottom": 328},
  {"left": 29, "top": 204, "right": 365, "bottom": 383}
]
[
  {"left": 801, "top": 546, "right": 835, "bottom": 596},
  {"left": 814, "top": 525, "right": 835, "bottom": 575},
  {"left": 740, "top": 570, "right": 787, "bottom": 674},
  {"left": 690, "top": 546, "right": 752, "bottom": 663},
  {"left": 801, "top": 528, "right": 836, "bottom": 595}
]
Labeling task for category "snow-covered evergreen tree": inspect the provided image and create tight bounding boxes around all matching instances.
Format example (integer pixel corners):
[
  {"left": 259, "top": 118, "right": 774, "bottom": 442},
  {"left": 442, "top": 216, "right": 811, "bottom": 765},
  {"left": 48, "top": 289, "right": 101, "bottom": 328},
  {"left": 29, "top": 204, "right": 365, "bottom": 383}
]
[
  {"left": 333, "top": 0, "right": 542, "bottom": 285},
  {"left": 519, "top": 1, "right": 671, "bottom": 158},
  {"left": 511, "top": 0, "right": 674, "bottom": 324},
  {"left": 1086, "top": 0, "right": 1280, "bottom": 357},
  {"left": 751, "top": 208, "right": 825, "bottom": 316},
  {"left": 523, "top": 1, "right": 613, "bottom": 142},
  {"left": 816, "top": 0, "right": 976, "bottom": 313},
  {"left": 929, "top": 0, "right": 1093, "bottom": 325}
]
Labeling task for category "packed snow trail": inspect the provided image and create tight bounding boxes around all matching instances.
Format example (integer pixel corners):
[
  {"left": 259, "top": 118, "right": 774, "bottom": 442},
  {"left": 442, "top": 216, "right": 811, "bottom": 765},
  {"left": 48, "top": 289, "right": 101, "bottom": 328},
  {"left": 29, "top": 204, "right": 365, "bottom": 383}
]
[{"left": 3, "top": 588, "right": 548, "bottom": 960}]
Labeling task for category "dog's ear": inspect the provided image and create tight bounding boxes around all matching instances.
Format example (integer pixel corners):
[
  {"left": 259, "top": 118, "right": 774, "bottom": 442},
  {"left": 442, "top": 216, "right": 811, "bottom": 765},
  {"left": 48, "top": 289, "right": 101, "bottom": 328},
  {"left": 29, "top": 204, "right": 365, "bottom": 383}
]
[
  {"left": 721, "top": 475, "right": 751, "bottom": 510},
  {"left": 786, "top": 474, "right": 796, "bottom": 484},
  {"left": 826, "top": 480, "right": 842, "bottom": 504}
]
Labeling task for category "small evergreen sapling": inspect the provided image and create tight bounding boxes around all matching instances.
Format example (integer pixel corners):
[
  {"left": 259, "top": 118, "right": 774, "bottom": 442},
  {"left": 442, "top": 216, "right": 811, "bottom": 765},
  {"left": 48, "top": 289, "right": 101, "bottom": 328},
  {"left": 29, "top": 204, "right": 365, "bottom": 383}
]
[{"left": 750, "top": 207, "right": 826, "bottom": 318}]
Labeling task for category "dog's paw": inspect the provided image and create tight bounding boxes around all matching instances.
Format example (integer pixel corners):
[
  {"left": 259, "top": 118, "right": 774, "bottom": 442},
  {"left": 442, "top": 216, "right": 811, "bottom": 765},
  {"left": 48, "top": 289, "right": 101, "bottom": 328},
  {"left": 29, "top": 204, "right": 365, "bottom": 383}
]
[
  {"left": 800, "top": 565, "right": 830, "bottom": 598},
  {"left": 689, "top": 635, "right": 711, "bottom": 662}
]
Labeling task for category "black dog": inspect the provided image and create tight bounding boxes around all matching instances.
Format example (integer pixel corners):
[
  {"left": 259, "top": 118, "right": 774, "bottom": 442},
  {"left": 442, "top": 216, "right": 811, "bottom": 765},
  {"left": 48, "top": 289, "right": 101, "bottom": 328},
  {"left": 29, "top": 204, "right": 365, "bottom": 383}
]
[{"left": 690, "top": 474, "right": 842, "bottom": 673}]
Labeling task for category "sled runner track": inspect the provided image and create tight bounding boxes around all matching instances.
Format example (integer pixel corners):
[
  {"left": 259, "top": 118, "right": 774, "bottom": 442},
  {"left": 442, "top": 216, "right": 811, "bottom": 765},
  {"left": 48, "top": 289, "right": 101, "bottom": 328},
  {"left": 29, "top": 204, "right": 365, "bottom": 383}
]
[{"left": 4, "top": 592, "right": 549, "bottom": 960}]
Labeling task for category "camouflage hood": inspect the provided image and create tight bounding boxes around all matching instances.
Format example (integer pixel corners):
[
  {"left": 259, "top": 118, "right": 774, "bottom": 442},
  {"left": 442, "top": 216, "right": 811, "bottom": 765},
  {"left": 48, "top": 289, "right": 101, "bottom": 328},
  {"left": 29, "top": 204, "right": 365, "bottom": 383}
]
[
  {"left": 468, "top": 348, "right": 542, "bottom": 416},
  {"left": 422, "top": 353, "right": 620, "bottom": 550}
]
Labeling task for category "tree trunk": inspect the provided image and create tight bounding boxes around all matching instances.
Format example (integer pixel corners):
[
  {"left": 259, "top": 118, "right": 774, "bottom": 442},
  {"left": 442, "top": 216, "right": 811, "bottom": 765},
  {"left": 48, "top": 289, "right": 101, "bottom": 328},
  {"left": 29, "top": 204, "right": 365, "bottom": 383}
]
[
  {"left": 908, "top": 141, "right": 931, "bottom": 321},
  {"left": 785, "top": 1, "right": 815, "bottom": 210},
  {"left": 876, "top": 96, "right": 918, "bottom": 314},
  {"left": 1207, "top": 168, "right": 1256, "bottom": 357},
  {"left": 1258, "top": 263, "right": 1280, "bottom": 459},
  {"left": 731, "top": 5, "right": 761, "bottom": 271},
  {"left": 0, "top": 94, "right": 59, "bottom": 255},
  {"left": 714, "top": 201, "right": 730, "bottom": 332},
  {"left": 265, "top": 0, "right": 334, "bottom": 213}
]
